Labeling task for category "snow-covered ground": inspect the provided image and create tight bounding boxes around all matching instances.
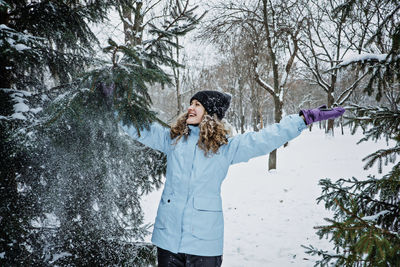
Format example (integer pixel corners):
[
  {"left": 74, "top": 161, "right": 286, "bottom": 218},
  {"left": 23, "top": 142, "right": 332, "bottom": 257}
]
[{"left": 141, "top": 126, "right": 392, "bottom": 266}]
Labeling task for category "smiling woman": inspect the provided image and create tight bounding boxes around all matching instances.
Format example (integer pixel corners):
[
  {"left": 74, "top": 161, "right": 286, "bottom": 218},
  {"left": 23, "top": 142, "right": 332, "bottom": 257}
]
[
  {"left": 115, "top": 90, "right": 345, "bottom": 267},
  {"left": 186, "top": 99, "right": 205, "bottom": 125}
]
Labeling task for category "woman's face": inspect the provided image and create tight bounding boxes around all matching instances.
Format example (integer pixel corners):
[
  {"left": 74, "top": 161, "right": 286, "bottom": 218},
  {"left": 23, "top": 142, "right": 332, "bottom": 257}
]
[{"left": 186, "top": 99, "right": 205, "bottom": 125}]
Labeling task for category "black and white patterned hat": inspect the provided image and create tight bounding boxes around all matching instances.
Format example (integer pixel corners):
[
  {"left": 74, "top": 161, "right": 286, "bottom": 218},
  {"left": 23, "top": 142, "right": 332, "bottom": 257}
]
[{"left": 190, "top": 90, "right": 231, "bottom": 120}]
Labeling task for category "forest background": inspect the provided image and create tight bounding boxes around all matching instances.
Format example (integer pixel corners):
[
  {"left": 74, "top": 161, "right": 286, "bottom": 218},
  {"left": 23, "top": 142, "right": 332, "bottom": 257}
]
[{"left": 1, "top": 0, "right": 399, "bottom": 266}]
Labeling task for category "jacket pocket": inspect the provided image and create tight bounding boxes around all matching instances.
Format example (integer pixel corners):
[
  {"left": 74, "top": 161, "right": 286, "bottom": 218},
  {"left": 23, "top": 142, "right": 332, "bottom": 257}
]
[
  {"left": 191, "top": 196, "right": 224, "bottom": 240},
  {"left": 154, "top": 194, "right": 173, "bottom": 229}
]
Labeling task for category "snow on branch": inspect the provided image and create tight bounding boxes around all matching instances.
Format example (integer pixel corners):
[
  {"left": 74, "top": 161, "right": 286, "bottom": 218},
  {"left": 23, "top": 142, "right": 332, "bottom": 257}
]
[
  {"left": 362, "top": 210, "right": 390, "bottom": 222},
  {"left": 279, "top": 71, "right": 288, "bottom": 89},
  {"left": 256, "top": 76, "right": 274, "bottom": 96},
  {"left": 337, "top": 53, "right": 389, "bottom": 68},
  {"left": 254, "top": 67, "right": 274, "bottom": 96},
  {"left": 258, "top": 76, "right": 274, "bottom": 92}
]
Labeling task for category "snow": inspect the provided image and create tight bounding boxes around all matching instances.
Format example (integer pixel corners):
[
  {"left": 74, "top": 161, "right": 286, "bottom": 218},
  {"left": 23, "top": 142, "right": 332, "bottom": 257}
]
[
  {"left": 256, "top": 75, "right": 274, "bottom": 93},
  {"left": 14, "top": 102, "right": 30, "bottom": 113},
  {"left": 0, "top": 252, "right": 5, "bottom": 259},
  {"left": 54, "top": 92, "right": 69, "bottom": 102},
  {"left": 279, "top": 71, "right": 288, "bottom": 89},
  {"left": 10, "top": 113, "right": 27, "bottom": 120},
  {"left": 14, "top": 43, "right": 30, "bottom": 51},
  {"left": 49, "top": 252, "right": 72, "bottom": 264},
  {"left": 72, "top": 214, "right": 81, "bottom": 222},
  {"left": 0, "top": 88, "right": 32, "bottom": 96},
  {"left": 17, "top": 182, "right": 30, "bottom": 193},
  {"left": 1, "top": 90, "right": 33, "bottom": 120},
  {"left": 92, "top": 201, "right": 100, "bottom": 212},
  {"left": 141, "top": 126, "right": 393, "bottom": 266},
  {"left": 30, "top": 107, "right": 43, "bottom": 114},
  {"left": 31, "top": 213, "right": 61, "bottom": 229},
  {"left": 0, "top": 24, "right": 13, "bottom": 31},
  {"left": 338, "top": 53, "right": 388, "bottom": 67},
  {"left": 362, "top": 210, "right": 390, "bottom": 222}
]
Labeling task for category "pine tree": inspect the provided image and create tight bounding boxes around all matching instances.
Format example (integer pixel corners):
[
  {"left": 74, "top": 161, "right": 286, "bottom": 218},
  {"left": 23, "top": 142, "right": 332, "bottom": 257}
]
[
  {"left": 1, "top": 1, "right": 111, "bottom": 264},
  {"left": 303, "top": 1, "right": 400, "bottom": 266},
  {"left": 1, "top": 0, "right": 203, "bottom": 265},
  {"left": 21, "top": 87, "right": 166, "bottom": 265}
]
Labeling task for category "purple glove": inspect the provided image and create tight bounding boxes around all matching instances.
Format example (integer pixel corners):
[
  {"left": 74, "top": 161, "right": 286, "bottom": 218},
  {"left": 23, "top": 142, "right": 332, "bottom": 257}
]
[
  {"left": 97, "top": 82, "right": 115, "bottom": 98},
  {"left": 299, "top": 105, "right": 345, "bottom": 125},
  {"left": 96, "top": 82, "right": 115, "bottom": 107}
]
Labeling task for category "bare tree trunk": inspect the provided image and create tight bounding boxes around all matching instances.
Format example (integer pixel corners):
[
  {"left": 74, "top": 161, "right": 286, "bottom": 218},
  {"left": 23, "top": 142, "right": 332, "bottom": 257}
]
[
  {"left": 260, "top": 0, "right": 300, "bottom": 170},
  {"left": 132, "top": 2, "right": 143, "bottom": 45},
  {"left": 203, "top": 0, "right": 301, "bottom": 170},
  {"left": 261, "top": 0, "right": 281, "bottom": 170},
  {"left": 238, "top": 81, "right": 245, "bottom": 134},
  {"left": 121, "top": 2, "right": 143, "bottom": 46},
  {"left": 258, "top": 106, "right": 264, "bottom": 129},
  {"left": 122, "top": 5, "right": 133, "bottom": 44},
  {"left": 252, "top": 108, "right": 259, "bottom": 131},
  {"left": 268, "top": 97, "right": 283, "bottom": 170},
  {"left": 327, "top": 90, "right": 335, "bottom": 134},
  {"left": 341, "top": 119, "right": 344, "bottom": 135},
  {"left": 174, "top": 36, "right": 183, "bottom": 115}
]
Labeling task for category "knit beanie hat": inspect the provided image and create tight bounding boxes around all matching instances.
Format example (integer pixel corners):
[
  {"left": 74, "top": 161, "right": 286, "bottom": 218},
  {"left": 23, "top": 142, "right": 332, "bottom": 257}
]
[{"left": 190, "top": 90, "right": 231, "bottom": 120}]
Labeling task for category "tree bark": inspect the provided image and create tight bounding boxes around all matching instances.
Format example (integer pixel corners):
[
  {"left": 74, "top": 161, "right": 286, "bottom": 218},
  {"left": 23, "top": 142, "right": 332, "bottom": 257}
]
[
  {"left": 238, "top": 79, "right": 245, "bottom": 134},
  {"left": 122, "top": 2, "right": 143, "bottom": 46},
  {"left": 327, "top": 90, "right": 335, "bottom": 134},
  {"left": 174, "top": 37, "right": 182, "bottom": 115},
  {"left": 268, "top": 96, "right": 283, "bottom": 170}
]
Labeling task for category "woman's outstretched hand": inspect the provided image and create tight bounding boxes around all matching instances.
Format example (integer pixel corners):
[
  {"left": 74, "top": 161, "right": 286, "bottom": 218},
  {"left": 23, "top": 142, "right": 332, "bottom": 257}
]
[
  {"left": 96, "top": 82, "right": 115, "bottom": 107},
  {"left": 97, "top": 82, "right": 115, "bottom": 98},
  {"left": 299, "top": 105, "right": 345, "bottom": 125}
]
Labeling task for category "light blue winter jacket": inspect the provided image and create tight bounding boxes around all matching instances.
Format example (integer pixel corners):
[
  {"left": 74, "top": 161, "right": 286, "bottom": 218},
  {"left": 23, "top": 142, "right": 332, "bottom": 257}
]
[{"left": 119, "top": 114, "right": 307, "bottom": 256}]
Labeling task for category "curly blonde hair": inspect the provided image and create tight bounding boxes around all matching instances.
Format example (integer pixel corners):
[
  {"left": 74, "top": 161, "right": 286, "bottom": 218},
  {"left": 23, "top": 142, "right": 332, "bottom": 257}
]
[{"left": 170, "top": 112, "right": 231, "bottom": 155}]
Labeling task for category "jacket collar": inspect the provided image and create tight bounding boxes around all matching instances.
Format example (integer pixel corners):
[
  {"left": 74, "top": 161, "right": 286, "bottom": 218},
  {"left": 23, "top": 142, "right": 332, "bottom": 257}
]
[{"left": 188, "top": 124, "right": 200, "bottom": 135}]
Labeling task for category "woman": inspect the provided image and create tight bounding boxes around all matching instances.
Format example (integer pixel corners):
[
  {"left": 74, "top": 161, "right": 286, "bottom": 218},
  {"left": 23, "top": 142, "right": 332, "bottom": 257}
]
[{"left": 118, "top": 90, "right": 345, "bottom": 267}]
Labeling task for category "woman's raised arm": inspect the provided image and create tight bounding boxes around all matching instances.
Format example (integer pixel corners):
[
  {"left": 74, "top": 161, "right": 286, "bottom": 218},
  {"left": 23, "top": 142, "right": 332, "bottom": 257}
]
[
  {"left": 118, "top": 121, "right": 171, "bottom": 154},
  {"left": 226, "top": 106, "right": 345, "bottom": 164},
  {"left": 227, "top": 114, "right": 307, "bottom": 165}
]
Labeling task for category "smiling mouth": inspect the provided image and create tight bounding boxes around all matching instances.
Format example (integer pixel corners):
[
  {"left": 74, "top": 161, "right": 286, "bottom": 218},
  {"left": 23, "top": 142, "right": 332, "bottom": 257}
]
[{"left": 188, "top": 114, "right": 196, "bottom": 117}]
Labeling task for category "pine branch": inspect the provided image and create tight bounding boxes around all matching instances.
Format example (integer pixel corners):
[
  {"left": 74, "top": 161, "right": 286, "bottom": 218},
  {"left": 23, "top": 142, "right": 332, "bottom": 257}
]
[
  {"left": 362, "top": 144, "right": 400, "bottom": 173},
  {"left": 318, "top": 177, "right": 399, "bottom": 211},
  {"left": 301, "top": 244, "right": 348, "bottom": 266},
  {"left": 344, "top": 104, "right": 400, "bottom": 143},
  {"left": 145, "top": 0, "right": 191, "bottom": 51}
]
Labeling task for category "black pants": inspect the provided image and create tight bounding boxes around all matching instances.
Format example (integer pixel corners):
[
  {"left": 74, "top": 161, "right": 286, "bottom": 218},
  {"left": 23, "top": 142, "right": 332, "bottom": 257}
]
[{"left": 157, "top": 247, "right": 223, "bottom": 267}]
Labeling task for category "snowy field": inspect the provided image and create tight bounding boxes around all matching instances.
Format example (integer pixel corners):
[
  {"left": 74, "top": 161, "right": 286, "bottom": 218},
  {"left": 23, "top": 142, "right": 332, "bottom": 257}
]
[{"left": 141, "top": 126, "right": 392, "bottom": 266}]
